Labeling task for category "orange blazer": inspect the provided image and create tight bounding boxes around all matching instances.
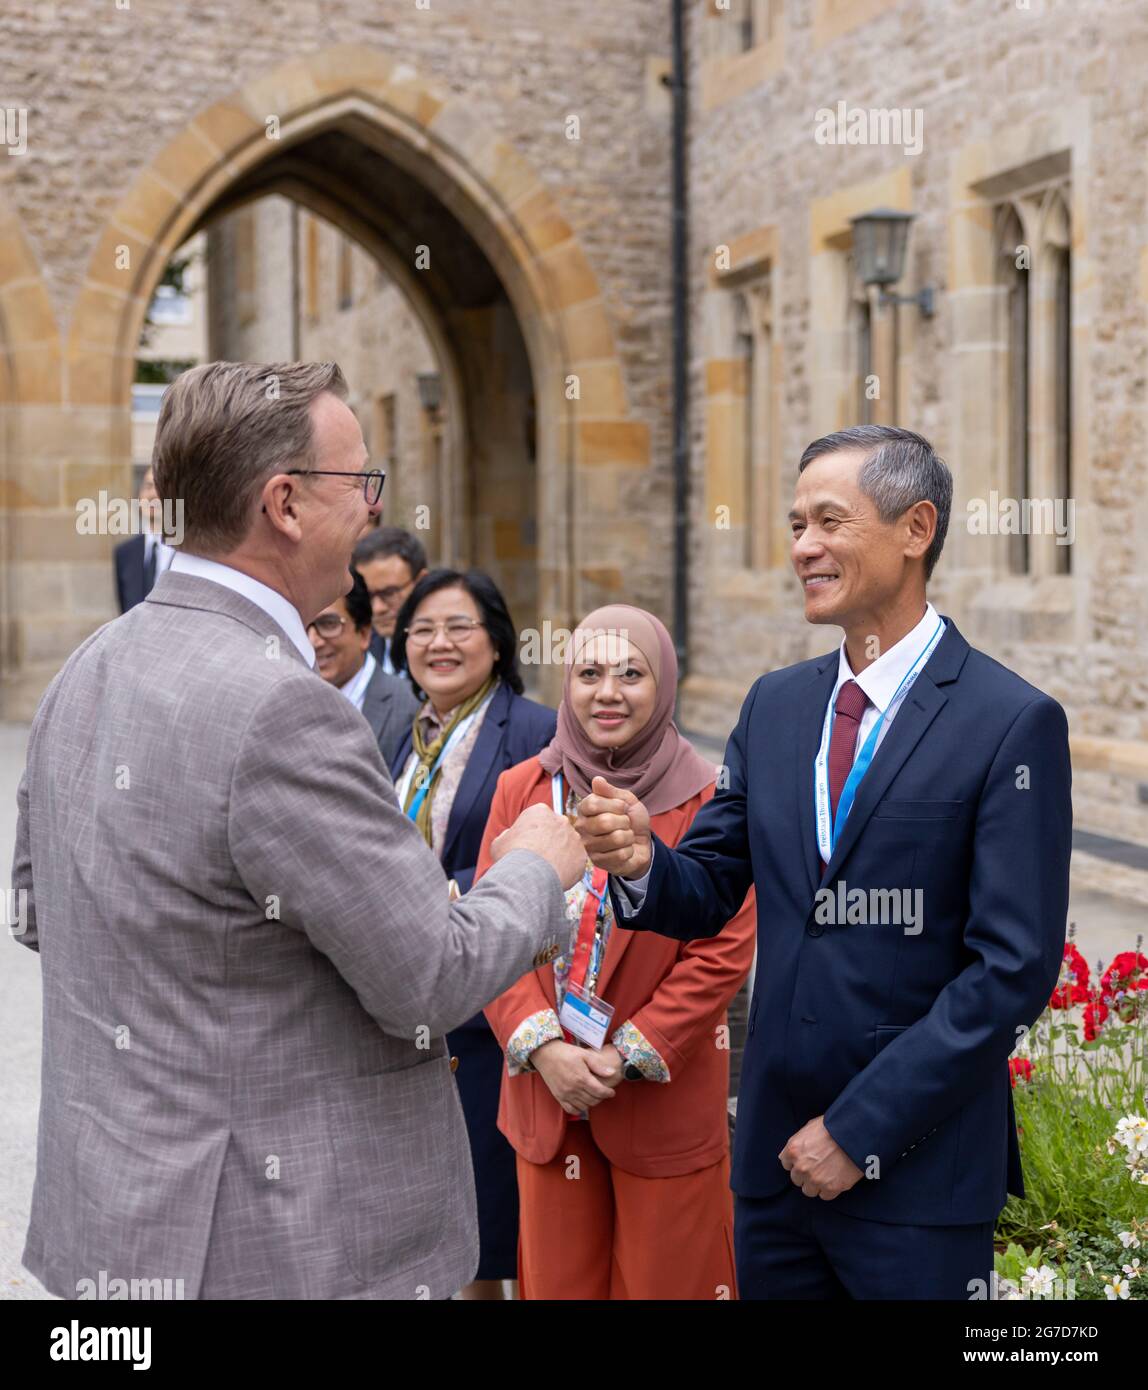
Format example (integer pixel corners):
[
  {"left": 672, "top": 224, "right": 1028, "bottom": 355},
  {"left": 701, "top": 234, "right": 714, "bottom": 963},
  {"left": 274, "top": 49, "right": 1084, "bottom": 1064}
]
[{"left": 478, "top": 755, "right": 756, "bottom": 1179}]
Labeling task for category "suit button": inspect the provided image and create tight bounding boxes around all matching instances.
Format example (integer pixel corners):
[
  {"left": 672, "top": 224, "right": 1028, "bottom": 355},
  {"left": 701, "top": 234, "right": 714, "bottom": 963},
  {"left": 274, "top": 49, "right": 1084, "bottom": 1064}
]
[
  {"left": 450, "top": 1056, "right": 459, "bottom": 1073},
  {"left": 806, "top": 921, "right": 824, "bottom": 938}
]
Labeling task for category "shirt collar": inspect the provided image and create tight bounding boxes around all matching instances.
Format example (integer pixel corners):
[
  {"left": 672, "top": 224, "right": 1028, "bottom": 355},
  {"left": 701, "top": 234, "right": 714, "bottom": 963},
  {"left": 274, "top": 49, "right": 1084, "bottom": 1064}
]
[
  {"left": 339, "top": 651, "right": 376, "bottom": 709},
  {"left": 834, "top": 600, "right": 941, "bottom": 714},
  {"left": 169, "top": 551, "right": 317, "bottom": 668},
  {"left": 416, "top": 680, "right": 499, "bottom": 741}
]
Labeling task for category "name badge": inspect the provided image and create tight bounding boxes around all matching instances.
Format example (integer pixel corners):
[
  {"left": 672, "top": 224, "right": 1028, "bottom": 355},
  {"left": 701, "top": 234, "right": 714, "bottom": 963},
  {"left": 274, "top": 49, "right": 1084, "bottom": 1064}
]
[{"left": 558, "top": 980, "right": 615, "bottom": 1050}]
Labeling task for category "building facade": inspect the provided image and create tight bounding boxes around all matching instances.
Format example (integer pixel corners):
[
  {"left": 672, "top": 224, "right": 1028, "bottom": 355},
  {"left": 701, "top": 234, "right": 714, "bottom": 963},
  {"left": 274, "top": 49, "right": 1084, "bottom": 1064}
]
[{"left": 0, "top": 0, "right": 1145, "bottom": 871}]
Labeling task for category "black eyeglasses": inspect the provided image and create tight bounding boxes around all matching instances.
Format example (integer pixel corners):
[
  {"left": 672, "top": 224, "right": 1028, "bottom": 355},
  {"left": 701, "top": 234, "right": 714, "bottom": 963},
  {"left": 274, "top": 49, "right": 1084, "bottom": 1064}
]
[
  {"left": 306, "top": 613, "right": 349, "bottom": 639},
  {"left": 286, "top": 468, "right": 386, "bottom": 505}
]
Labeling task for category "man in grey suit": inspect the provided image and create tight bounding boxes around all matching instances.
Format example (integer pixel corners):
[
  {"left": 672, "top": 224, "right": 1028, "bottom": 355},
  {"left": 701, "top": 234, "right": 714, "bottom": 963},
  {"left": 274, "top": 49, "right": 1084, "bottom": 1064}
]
[
  {"left": 307, "top": 567, "right": 420, "bottom": 766},
  {"left": 11, "top": 361, "right": 584, "bottom": 1300}
]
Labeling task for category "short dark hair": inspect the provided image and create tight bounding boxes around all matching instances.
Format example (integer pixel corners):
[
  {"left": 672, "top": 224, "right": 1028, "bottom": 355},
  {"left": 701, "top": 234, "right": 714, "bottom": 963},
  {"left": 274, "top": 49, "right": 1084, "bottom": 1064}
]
[
  {"left": 391, "top": 568, "right": 524, "bottom": 697},
  {"left": 353, "top": 525, "right": 427, "bottom": 579},
  {"left": 798, "top": 425, "right": 953, "bottom": 580},
  {"left": 344, "top": 568, "right": 373, "bottom": 632}
]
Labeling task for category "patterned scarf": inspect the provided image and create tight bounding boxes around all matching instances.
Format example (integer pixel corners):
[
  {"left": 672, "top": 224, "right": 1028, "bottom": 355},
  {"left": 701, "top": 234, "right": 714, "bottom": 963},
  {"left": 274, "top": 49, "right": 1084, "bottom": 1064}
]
[{"left": 403, "top": 674, "right": 497, "bottom": 845}]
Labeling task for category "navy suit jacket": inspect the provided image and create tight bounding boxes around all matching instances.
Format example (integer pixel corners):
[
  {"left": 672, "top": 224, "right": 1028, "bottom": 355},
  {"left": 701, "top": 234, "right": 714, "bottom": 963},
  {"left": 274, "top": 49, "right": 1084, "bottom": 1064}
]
[
  {"left": 113, "top": 533, "right": 148, "bottom": 614},
  {"left": 611, "top": 621, "right": 1071, "bottom": 1226},
  {"left": 391, "top": 681, "right": 557, "bottom": 1030}
]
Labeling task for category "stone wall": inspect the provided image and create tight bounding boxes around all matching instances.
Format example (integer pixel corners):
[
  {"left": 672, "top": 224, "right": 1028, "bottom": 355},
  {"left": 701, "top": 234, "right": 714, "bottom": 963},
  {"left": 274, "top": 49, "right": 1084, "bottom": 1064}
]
[
  {"left": 681, "top": 0, "right": 1148, "bottom": 848},
  {"left": 0, "top": 2, "right": 677, "bottom": 715}
]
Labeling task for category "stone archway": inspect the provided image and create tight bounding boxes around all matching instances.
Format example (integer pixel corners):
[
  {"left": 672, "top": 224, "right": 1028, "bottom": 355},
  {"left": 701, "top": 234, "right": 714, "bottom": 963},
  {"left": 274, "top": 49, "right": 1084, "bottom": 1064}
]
[
  {"left": 38, "top": 45, "right": 647, "bottom": 707},
  {"left": 0, "top": 195, "right": 66, "bottom": 718}
]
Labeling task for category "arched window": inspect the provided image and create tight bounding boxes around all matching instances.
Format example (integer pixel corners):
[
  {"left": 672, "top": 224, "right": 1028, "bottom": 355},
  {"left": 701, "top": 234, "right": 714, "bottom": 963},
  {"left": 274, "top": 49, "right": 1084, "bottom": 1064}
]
[
  {"left": 1042, "top": 189, "right": 1072, "bottom": 576},
  {"left": 996, "top": 202, "right": 1030, "bottom": 574},
  {"left": 992, "top": 183, "right": 1072, "bottom": 577},
  {"left": 733, "top": 281, "right": 774, "bottom": 568}
]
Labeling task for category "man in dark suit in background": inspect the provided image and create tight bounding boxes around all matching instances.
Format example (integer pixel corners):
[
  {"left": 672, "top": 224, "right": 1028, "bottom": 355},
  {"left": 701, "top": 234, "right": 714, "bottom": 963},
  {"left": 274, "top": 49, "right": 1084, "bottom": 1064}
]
[
  {"left": 114, "top": 466, "right": 174, "bottom": 612},
  {"left": 576, "top": 425, "right": 1072, "bottom": 1300},
  {"left": 354, "top": 526, "right": 427, "bottom": 677},
  {"left": 307, "top": 568, "right": 421, "bottom": 767}
]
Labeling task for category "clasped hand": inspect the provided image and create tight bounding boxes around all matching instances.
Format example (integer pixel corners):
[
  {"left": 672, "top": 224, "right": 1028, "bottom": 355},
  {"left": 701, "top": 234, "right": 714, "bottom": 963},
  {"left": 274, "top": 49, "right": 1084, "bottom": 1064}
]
[
  {"left": 531, "top": 1039, "right": 624, "bottom": 1115},
  {"left": 574, "top": 776, "right": 653, "bottom": 879},
  {"left": 778, "top": 1116, "right": 864, "bottom": 1200}
]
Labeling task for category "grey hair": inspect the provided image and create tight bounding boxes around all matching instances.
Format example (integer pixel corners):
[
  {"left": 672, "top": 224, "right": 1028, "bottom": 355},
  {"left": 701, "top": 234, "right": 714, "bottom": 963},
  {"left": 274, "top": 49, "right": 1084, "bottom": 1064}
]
[
  {"left": 153, "top": 360, "right": 348, "bottom": 553},
  {"left": 798, "top": 425, "right": 952, "bottom": 580}
]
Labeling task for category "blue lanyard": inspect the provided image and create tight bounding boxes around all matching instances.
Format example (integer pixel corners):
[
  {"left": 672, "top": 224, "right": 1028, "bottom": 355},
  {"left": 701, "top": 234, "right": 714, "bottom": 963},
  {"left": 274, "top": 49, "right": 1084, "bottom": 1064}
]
[
  {"left": 403, "top": 694, "right": 492, "bottom": 821},
  {"left": 818, "top": 617, "right": 945, "bottom": 855}
]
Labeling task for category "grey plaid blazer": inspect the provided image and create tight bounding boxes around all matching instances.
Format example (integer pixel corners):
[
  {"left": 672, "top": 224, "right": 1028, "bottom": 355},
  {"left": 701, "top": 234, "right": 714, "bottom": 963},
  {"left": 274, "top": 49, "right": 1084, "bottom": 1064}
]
[{"left": 11, "top": 571, "right": 565, "bottom": 1300}]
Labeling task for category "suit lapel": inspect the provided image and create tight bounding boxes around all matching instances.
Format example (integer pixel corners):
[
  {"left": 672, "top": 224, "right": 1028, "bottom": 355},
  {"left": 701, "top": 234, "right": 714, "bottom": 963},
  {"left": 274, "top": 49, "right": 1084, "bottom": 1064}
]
[
  {"left": 597, "top": 856, "right": 639, "bottom": 996},
  {"left": 819, "top": 620, "right": 967, "bottom": 884},
  {"left": 798, "top": 657, "right": 840, "bottom": 895},
  {"left": 440, "top": 684, "right": 510, "bottom": 869},
  {"left": 360, "top": 671, "right": 387, "bottom": 743}
]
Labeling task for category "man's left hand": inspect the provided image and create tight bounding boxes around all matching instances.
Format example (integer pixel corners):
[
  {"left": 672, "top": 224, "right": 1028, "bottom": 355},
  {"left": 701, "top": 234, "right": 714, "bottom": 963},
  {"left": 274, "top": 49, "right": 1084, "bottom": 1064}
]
[{"left": 779, "top": 1116, "right": 864, "bottom": 1200}]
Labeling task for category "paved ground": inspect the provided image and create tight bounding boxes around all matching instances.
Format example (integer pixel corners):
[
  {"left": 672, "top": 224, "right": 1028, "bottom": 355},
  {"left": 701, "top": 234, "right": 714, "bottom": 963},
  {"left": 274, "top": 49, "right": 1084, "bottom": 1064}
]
[
  {"left": 0, "top": 724, "right": 50, "bottom": 1299},
  {"left": 2, "top": 718, "right": 1144, "bottom": 1301}
]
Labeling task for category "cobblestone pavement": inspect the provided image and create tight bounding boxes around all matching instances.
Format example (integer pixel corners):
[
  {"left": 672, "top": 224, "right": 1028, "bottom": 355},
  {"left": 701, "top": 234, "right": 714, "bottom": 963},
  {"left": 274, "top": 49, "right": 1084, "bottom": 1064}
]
[{"left": 1, "top": 719, "right": 1144, "bottom": 1301}]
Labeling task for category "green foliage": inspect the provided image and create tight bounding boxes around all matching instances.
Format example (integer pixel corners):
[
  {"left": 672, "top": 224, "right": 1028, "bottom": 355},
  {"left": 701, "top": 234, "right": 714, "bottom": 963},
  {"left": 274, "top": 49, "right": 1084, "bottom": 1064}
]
[
  {"left": 991, "top": 936, "right": 1148, "bottom": 1300},
  {"left": 134, "top": 359, "right": 196, "bottom": 385},
  {"left": 999, "top": 1075, "right": 1148, "bottom": 1244}
]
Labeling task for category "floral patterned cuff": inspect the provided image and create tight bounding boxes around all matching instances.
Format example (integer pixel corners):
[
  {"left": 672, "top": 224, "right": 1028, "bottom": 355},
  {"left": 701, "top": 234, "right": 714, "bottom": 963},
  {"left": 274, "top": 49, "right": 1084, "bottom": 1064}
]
[
  {"left": 506, "top": 1009, "right": 564, "bottom": 1075},
  {"left": 612, "top": 1018, "right": 671, "bottom": 1083}
]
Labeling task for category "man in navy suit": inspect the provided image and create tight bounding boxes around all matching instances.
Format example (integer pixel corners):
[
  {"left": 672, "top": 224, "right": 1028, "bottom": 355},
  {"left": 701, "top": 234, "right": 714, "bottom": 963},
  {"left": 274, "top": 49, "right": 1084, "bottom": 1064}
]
[
  {"left": 576, "top": 426, "right": 1072, "bottom": 1300},
  {"left": 114, "top": 467, "right": 174, "bottom": 612}
]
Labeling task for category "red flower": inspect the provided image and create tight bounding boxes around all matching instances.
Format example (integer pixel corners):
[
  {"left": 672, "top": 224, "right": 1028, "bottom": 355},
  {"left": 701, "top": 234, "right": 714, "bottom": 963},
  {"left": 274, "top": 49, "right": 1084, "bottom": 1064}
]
[
  {"left": 1050, "top": 943, "right": 1091, "bottom": 1009},
  {"left": 1082, "top": 995, "right": 1109, "bottom": 1042},
  {"left": 1099, "top": 952, "right": 1148, "bottom": 1022},
  {"left": 1009, "top": 1057, "right": 1033, "bottom": 1087}
]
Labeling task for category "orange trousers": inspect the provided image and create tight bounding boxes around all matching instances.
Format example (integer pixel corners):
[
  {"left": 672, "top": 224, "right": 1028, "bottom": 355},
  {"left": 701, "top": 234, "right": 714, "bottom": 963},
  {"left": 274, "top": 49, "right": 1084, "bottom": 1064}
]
[{"left": 515, "top": 1121, "right": 738, "bottom": 1300}]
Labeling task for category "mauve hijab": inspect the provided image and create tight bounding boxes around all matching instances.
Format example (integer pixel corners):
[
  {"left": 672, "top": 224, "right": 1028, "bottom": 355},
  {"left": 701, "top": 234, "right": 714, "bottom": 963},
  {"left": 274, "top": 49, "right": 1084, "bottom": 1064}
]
[{"left": 537, "top": 604, "right": 715, "bottom": 817}]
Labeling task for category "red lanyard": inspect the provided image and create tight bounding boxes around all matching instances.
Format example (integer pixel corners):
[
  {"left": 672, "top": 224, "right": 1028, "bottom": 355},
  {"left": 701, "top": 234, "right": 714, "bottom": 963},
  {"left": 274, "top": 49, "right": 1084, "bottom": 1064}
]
[{"left": 564, "top": 866, "right": 609, "bottom": 1003}]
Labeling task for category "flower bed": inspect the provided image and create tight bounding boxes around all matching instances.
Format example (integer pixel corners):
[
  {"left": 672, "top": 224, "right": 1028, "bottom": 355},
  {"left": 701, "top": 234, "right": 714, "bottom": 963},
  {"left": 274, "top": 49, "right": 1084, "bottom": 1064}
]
[{"left": 995, "top": 932, "right": 1148, "bottom": 1300}]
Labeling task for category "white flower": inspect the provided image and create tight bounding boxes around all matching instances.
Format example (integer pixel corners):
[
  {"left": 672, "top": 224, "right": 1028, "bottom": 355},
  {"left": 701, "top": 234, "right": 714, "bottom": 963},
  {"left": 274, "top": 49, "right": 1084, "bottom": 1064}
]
[
  {"left": 1119, "top": 1231, "right": 1141, "bottom": 1249},
  {"left": 1114, "top": 1116, "right": 1148, "bottom": 1155},
  {"left": 1122, "top": 1259, "right": 1141, "bottom": 1279},
  {"left": 1022, "top": 1264, "right": 1057, "bottom": 1297},
  {"left": 1104, "top": 1277, "right": 1131, "bottom": 1300}
]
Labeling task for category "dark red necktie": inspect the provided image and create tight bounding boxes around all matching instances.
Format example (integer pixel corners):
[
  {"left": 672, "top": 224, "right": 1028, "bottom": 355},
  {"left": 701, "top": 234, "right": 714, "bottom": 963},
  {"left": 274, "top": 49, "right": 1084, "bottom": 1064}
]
[{"left": 828, "top": 679, "right": 869, "bottom": 826}]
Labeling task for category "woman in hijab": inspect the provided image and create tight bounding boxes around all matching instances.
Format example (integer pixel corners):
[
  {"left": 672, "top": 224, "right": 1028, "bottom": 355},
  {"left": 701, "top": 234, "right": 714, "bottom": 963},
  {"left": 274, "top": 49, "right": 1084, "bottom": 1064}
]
[{"left": 476, "top": 605, "right": 756, "bottom": 1300}]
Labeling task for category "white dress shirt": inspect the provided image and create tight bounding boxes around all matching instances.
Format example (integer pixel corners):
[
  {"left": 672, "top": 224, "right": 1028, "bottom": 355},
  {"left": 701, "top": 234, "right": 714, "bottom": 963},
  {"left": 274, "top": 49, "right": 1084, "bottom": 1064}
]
[
  {"left": 169, "top": 552, "right": 317, "bottom": 669},
  {"left": 339, "top": 651, "right": 377, "bottom": 711},
  {"left": 825, "top": 601, "right": 943, "bottom": 763},
  {"left": 615, "top": 601, "right": 945, "bottom": 910},
  {"left": 145, "top": 532, "right": 176, "bottom": 580}
]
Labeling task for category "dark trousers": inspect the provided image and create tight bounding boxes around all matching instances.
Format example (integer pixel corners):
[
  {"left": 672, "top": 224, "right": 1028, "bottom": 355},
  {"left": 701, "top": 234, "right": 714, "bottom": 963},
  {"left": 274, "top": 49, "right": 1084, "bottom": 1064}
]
[{"left": 735, "top": 1185, "right": 993, "bottom": 1300}]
